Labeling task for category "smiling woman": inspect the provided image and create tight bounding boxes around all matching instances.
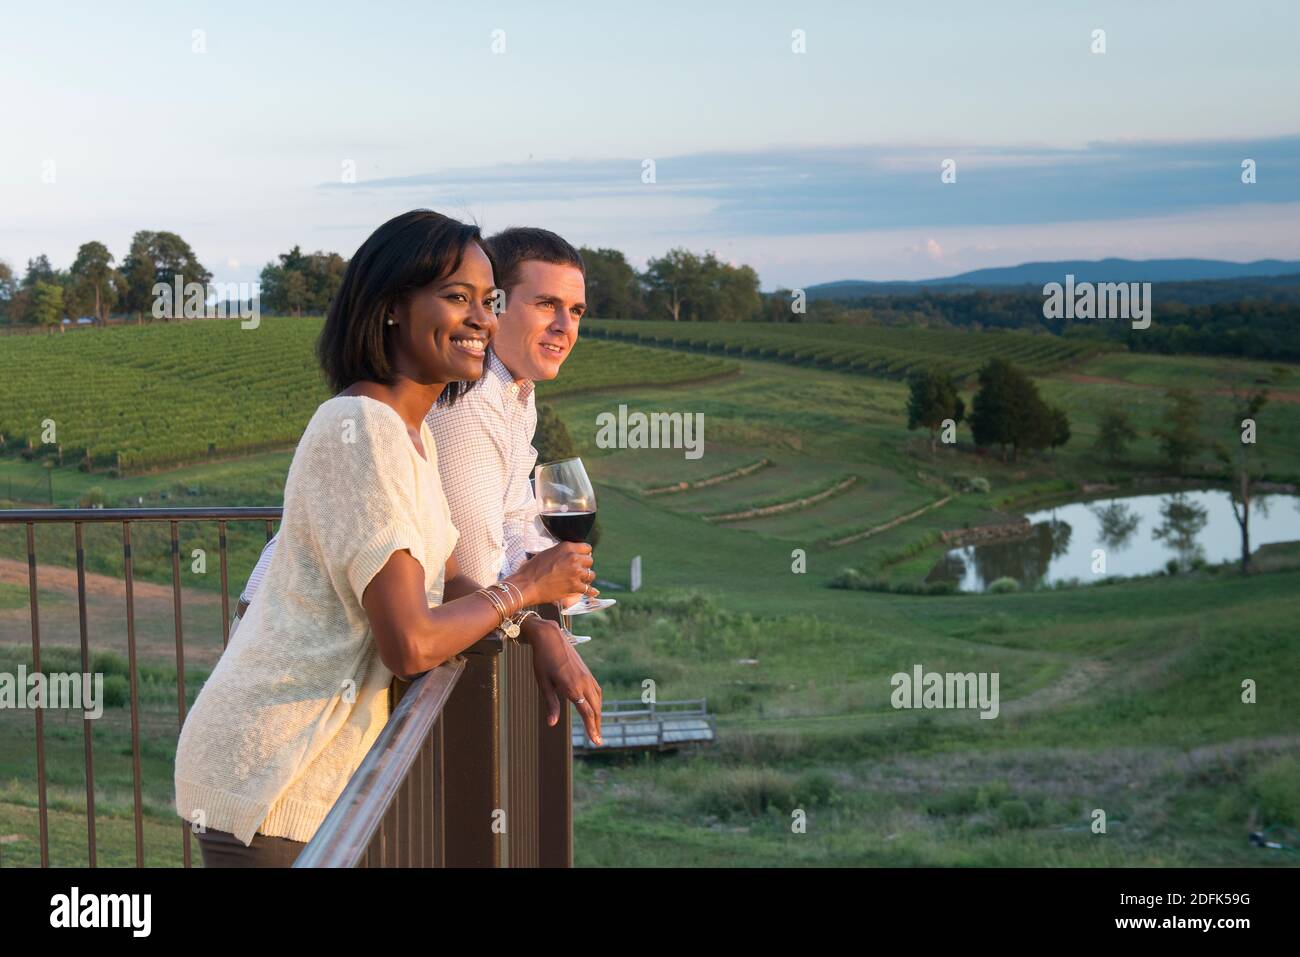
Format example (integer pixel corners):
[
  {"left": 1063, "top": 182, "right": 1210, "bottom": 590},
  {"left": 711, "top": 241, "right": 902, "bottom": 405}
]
[
  {"left": 173, "top": 210, "right": 599, "bottom": 866},
  {"left": 315, "top": 210, "right": 501, "bottom": 404}
]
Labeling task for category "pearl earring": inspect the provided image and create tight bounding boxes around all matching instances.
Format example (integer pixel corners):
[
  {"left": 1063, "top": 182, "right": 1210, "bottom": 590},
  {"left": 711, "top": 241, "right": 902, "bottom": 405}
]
[{"left": 386, "top": 317, "right": 395, "bottom": 325}]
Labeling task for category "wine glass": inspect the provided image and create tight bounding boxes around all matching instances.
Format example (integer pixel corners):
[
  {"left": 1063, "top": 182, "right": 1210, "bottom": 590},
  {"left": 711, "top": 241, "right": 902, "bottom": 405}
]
[
  {"left": 534, "top": 457, "right": 616, "bottom": 616},
  {"left": 521, "top": 523, "right": 591, "bottom": 645}
]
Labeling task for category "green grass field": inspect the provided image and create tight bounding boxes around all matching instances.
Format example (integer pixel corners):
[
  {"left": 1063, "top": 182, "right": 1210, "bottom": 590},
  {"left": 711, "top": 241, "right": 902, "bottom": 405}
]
[
  {"left": 1, "top": 319, "right": 1297, "bottom": 867},
  {"left": 586, "top": 317, "right": 1122, "bottom": 382},
  {"left": 0, "top": 317, "right": 736, "bottom": 473}
]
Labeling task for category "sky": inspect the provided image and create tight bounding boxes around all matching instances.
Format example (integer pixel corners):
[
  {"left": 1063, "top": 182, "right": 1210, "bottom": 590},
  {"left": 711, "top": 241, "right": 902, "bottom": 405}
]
[{"left": 2, "top": 0, "right": 1299, "bottom": 291}]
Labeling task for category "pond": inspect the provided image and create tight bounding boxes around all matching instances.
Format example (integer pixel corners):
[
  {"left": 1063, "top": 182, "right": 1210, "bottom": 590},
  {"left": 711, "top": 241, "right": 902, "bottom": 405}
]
[{"left": 925, "top": 488, "right": 1300, "bottom": 593}]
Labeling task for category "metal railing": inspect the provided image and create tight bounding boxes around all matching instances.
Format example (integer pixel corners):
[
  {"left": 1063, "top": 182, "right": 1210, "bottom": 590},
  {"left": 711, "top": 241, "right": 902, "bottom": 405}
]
[
  {"left": 0, "top": 506, "right": 571, "bottom": 868},
  {"left": 296, "top": 611, "right": 574, "bottom": 868}
]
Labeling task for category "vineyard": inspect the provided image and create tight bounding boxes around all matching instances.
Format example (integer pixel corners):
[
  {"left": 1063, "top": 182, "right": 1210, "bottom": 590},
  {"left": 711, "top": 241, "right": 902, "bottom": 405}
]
[
  {"left": 584, "top": 319, "right": 1120, "bottom": 380},
  {"left": 0, "top": 318, "right": 737, "bottom": 474}
]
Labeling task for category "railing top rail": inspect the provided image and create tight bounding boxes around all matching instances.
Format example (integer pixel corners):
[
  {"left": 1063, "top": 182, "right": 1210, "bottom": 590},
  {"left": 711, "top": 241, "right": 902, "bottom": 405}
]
[
  {"left": 0, "top": 507, "right": 283, "bottom": 523},
  {"left": 294, "top": 658, "right": 465, "bottom": 868}
]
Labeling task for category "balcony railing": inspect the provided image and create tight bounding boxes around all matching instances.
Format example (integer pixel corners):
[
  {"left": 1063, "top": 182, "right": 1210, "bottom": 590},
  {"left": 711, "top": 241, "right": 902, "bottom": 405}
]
[{"left": 0, "top": 507, "right": 571, "bottom": 868}]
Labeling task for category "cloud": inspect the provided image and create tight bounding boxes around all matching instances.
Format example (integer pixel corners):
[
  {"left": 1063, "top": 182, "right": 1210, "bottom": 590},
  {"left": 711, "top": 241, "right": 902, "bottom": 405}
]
[{"left": 323, "top": 135, "right": 1300, "bottom": 239}]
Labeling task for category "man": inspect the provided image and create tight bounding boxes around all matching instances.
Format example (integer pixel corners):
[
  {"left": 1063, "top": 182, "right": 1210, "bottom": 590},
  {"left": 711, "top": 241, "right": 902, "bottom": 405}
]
[{"left": 232, "top": 226, "right": 600, "bottom": 737}]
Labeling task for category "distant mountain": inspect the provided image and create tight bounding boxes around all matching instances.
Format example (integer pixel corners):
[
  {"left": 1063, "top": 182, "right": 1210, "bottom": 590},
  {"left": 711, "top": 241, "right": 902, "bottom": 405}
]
[{"left": 806, "top": 259, "right": 1300, "bottom": 299}]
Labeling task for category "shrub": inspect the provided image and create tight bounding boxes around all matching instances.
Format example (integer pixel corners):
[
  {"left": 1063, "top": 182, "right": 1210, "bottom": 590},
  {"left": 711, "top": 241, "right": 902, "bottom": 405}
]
[
  {"left": 692, "top": 767, "right": 799, "bottom": 820},
  {"left": 795, "top": 770, "right": 837, "bottom": 808},
  {"left": 828, "top": 568, "right": 959, "bottom": 596},
  {"left": 1249, "top": 756, "right": 1300, "bottom": 827},
  {"left": 986, "top": 577, "right": 1020, "bottom": 594},
  {"left": 100, "top": 674, "right": 129, "bottom": 708},
  {"left": 997, "top": 799, "right": 1033, "bottom": 829},
  {"left": 78, "top": 486, "right": 108, "bottom": 508}
]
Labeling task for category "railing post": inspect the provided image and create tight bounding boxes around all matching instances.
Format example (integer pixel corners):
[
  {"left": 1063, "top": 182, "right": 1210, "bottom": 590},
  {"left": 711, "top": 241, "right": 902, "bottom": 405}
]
[
  {"left": 439, "top": 608, "right": 574, "bottom": 868},
  {"left": 441, "top": 636, "right": 505, "bottom": 866},
  {"left": 536, "top": 606, "right": 573, "bottom": 868}
]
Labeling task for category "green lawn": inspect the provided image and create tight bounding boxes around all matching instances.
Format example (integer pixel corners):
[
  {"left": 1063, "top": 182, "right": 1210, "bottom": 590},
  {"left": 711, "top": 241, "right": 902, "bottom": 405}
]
[{"left": 1, "top": 327, "right": 1298, "bottom": 867}]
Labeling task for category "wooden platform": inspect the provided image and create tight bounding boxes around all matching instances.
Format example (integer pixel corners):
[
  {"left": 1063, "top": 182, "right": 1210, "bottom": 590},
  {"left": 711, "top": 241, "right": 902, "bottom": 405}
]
[{"left": 573, "top": 699, "right": 716, "bottom": 753}]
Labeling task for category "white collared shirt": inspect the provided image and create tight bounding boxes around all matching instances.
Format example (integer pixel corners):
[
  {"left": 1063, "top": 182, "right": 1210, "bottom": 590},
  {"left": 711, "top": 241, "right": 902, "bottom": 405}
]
[{"left": 426, "top": 350, "right": 539, "bottom": 585}]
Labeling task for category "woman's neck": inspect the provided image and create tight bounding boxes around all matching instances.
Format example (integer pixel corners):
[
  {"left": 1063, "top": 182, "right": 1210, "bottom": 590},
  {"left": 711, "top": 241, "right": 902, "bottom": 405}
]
[{"left": 337, "top": 378, "right": 447, "bottom": 434}]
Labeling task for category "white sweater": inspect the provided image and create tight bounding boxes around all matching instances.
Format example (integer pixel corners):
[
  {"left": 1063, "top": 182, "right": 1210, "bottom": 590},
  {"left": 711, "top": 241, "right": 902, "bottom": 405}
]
[{"left": 174, "top": 395, "right": 459, "bottom": 846}]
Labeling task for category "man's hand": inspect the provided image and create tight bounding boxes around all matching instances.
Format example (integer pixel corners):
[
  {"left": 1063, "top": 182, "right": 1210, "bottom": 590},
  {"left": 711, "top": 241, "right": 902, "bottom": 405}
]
[{"left": 521, "top": 617, "right": 603, "bottom": 746}]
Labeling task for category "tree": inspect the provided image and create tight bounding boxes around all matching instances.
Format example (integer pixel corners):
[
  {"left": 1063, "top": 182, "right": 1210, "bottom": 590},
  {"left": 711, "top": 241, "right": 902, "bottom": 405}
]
[
  {"left": 1151, "top": 387, "right": 1203, "bottom": 473},
  {"left": 120, "top": 231, "right": 211, "bottom": 319},
  {"left": 21, "top": 254, "right": 57, "bottom": 289},
  {"left": 761, "top": 288, "right": 803, "bottom": 323},
  {"left": 906, "top": 368, "right": 966, "bottom": 453},
  {"left": 579, "top": 247, "right": 642, "bottom": 318},
  {"left": 1094, "top": 402, "right": 1138, "bottom": 464},
  {"left": 642, "top": 248, "right": 700, "bottom": 321},
  {"left": 968, "top": 358, "right": 1056, "bottom": 461},
  {"left": 69, "top": 241, "right": 119, "bottom": 324},
  {"left": 260, "top": 246, "right": 347, "bottom": 316},
  {"left": 1047, "top": 405, "right": 1071, "bottom": 454},
  {"left": 31, "top": 281, "right": 64, "bottom": 332},
  {"left": 712, "top": 258, "right": 761, "bottom": 322},
  {"left": 1212, "top": 375, "right": 1271, "bottom": 574},
  {"left": 0, "top": 260, "right": 14, "bottom": 323},
  {"left": 641, "top": 248, "right": 762, "bottom": 322},
  {"left": 282, "top": 270, "right": 308, "bottom": 318}
]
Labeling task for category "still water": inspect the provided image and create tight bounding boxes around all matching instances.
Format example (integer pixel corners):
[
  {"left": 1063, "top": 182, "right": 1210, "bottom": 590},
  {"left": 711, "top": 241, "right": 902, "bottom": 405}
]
[{"left": 926, "top": 489, "right": 1300, "bottom": 593}]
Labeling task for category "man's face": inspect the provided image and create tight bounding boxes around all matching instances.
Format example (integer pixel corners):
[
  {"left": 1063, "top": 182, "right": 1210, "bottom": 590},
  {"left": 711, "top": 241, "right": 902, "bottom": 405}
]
[{"left": 492, "top": 260, "right": 585, "bottom": 381}]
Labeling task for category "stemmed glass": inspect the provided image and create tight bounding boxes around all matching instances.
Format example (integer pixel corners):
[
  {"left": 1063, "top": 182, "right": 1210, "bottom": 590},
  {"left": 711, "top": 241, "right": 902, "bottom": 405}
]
[
  {"left": 521, "top": 523, "right": 591, "bottom": 646},
  {"left": 534, "top": 457, "right": 616, "bottom": 616}
]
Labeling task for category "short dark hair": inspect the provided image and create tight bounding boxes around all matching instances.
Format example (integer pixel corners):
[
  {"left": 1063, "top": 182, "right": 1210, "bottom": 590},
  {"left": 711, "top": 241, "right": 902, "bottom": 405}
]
[
  {"left": 317, "top": 209, "right": 495, "bottom": 404},
  {"left": 484, "top": 227, "right": 584, "bottom": 296}
]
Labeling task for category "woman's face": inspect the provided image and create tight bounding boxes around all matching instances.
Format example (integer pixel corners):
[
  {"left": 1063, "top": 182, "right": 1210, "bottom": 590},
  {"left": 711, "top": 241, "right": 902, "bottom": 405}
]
[{"left": 389, "top": 241, "right": 498, "bottom": 383}]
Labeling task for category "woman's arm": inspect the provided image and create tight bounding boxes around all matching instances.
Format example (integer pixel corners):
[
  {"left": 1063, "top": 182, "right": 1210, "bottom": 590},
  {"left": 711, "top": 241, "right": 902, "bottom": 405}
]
[{"left": 362, "top": 541, "right": 593, "bottom": 681}]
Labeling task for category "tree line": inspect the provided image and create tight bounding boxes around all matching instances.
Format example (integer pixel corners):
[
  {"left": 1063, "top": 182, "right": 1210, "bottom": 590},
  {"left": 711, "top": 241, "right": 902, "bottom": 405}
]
[
  {"left": 785, "top": 286, "right": 1300, "bottom": 363},
  {"left": 0, "top": 237, "right": 767, "bottom": 327},
  {"left": 0, "top": 233, "right": 210, "bottom": 329},
  {"left": 10, "top": 235, "right": 1298, "bottom": 364}
]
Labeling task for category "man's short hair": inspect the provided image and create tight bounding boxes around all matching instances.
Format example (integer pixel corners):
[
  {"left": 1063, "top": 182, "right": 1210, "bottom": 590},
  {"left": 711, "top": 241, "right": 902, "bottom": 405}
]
[{"left": 485, "top": 227, "right": 584, "bottom": 295}]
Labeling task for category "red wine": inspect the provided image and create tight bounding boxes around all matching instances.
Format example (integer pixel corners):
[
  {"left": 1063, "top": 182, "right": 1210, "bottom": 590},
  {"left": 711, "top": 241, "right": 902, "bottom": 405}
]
[{"left": 540, "top": 510, "right": 595, "bottom": 543}]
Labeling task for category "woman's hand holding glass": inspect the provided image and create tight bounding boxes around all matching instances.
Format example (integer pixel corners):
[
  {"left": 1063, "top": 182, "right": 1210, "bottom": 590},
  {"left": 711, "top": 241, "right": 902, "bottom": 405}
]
[{"left": 505, "top": 541, "right": 594, "bottom": 608}]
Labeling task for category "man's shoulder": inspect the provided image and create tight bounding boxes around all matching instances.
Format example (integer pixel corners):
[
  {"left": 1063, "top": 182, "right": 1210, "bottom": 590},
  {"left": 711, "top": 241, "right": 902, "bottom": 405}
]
[{"left": 428, "top": 370, "right": 509, "bottom": 427}]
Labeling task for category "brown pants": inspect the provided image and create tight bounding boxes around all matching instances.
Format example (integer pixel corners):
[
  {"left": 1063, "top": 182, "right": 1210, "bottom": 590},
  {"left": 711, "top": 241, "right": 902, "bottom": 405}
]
[{"left": 197, "top": 827, "right": 306, "bottom": 868}]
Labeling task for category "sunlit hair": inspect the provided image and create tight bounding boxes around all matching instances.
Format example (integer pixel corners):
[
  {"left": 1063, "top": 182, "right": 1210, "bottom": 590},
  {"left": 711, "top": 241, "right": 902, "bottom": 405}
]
[{"left": 485, "top": 226, "right": 584, "bottom": 296}]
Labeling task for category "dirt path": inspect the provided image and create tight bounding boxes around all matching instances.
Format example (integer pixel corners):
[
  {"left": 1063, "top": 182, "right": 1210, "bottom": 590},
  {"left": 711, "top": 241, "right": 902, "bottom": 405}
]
[{"left": 0, "top": 557, "right": 227, "bottom": 665}]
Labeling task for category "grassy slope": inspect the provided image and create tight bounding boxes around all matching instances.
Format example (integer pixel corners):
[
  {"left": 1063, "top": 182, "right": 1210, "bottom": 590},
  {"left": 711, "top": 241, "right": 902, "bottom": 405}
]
[{"left": 1, "top": 335, "right": 1298, "bottom": 866}]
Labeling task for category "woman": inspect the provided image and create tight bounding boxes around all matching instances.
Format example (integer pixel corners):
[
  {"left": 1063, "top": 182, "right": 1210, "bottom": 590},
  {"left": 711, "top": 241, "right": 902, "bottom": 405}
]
[{"left": 173, "top": 210, "right": 599, "bottom": 867}]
